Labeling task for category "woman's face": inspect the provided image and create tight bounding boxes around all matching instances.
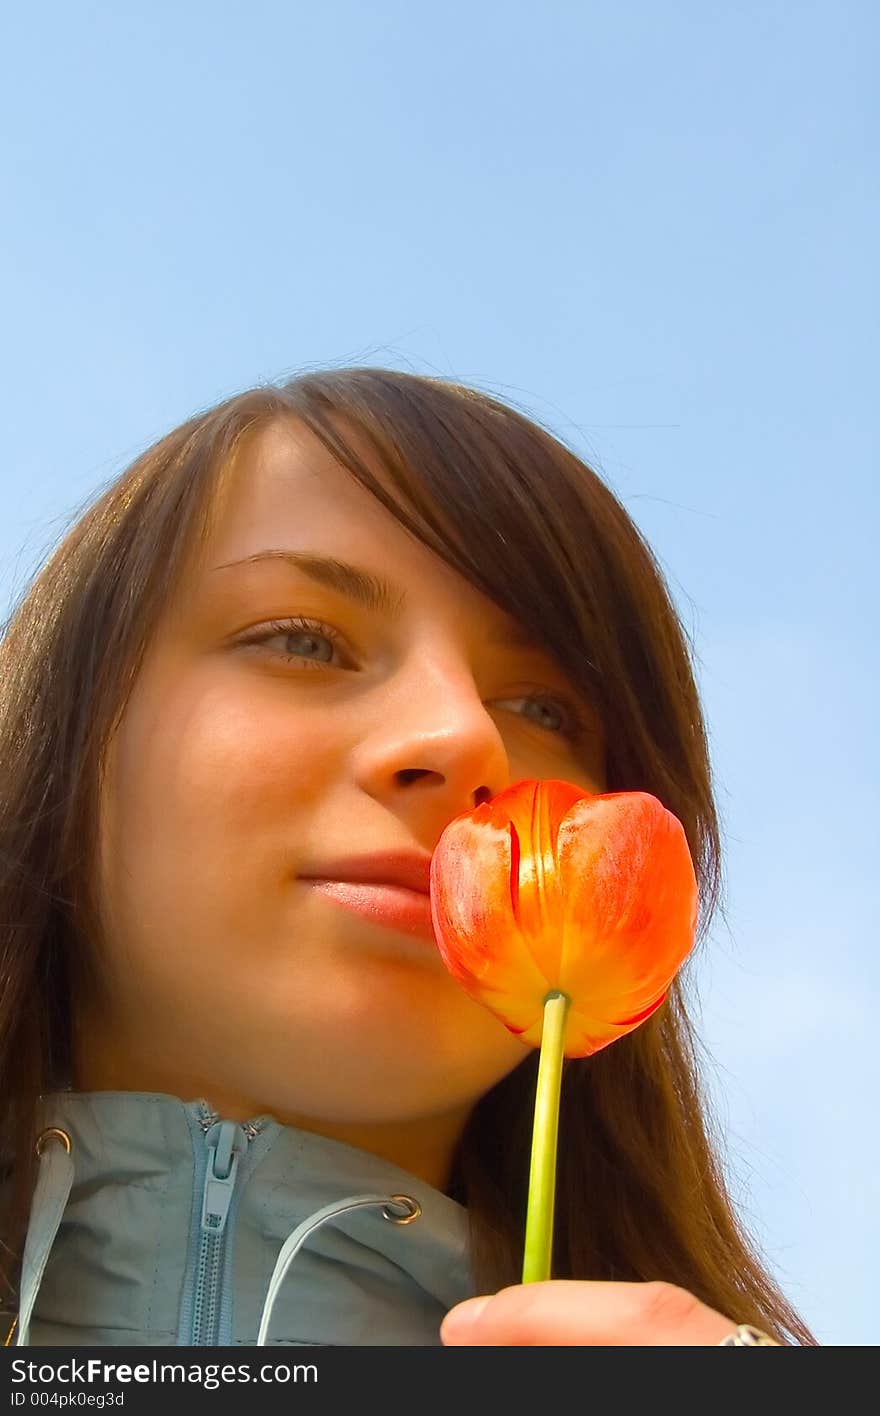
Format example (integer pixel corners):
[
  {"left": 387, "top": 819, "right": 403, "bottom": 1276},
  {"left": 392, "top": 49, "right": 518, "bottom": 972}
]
[{"left": 79, "top": 417, "right": 606, "bottom": 1145}]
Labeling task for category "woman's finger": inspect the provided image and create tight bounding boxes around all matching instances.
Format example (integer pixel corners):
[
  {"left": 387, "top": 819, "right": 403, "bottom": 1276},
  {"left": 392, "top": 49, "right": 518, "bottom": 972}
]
[{"left": 440, "top": 1279, "right": 738, "bottom": 1346}]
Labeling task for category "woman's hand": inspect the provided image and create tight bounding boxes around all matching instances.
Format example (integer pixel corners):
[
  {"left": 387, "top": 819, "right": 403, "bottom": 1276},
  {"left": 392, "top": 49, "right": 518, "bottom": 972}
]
[{"left": 440, "top": 1280, "right": 744, "bottom": 1346}]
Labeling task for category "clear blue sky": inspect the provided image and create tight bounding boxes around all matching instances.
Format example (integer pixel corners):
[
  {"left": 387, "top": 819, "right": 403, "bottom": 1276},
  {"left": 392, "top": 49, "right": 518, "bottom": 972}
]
[{"left": 1, "top": 2, "right": 876, "bottom": 1345}]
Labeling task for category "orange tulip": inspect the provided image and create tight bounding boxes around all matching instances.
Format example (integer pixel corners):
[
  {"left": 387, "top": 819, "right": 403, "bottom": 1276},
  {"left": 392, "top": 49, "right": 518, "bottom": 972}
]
[
  {"left": 428, "top": 777, "right": 700, "bottom": 1282},
  {"left": 429, "top": 778, "right": 699, "bottom": 1057}
]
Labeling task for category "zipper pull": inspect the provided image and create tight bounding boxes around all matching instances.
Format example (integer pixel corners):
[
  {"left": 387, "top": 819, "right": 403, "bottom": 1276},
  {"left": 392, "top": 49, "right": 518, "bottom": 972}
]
[{"left": 201, "top": 1120, "right": 249, "bottom": 1235}]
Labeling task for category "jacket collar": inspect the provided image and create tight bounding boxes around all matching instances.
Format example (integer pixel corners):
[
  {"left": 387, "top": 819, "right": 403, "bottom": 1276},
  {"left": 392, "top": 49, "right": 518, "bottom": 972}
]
[{"left": 16, "top": 1090, "right": 476, "bottom": 1346}]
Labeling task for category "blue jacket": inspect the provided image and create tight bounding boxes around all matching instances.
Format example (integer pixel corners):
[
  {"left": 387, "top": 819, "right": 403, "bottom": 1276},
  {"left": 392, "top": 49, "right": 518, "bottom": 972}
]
[{"left": 12, "top": 1090, "right": 477, "bottom": 1347}]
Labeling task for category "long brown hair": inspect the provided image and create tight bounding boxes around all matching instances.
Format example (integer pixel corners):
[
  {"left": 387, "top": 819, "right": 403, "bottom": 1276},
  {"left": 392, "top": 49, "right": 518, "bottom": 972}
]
[{"left": 0, "top": 367, "right": 817, "bottom": 1344}]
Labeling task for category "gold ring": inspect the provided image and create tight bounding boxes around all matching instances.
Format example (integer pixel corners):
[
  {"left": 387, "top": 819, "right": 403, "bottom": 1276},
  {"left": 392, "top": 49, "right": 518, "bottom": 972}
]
[
  {"left": 718, "top": 1324, "right": 781, "bottom": 1346},
  {"left": 381, "top": 1194, "right": 422, "bottom": 1224},
  {"left": 34, "top": 1127, "right": 72, "bottom": 1158}
]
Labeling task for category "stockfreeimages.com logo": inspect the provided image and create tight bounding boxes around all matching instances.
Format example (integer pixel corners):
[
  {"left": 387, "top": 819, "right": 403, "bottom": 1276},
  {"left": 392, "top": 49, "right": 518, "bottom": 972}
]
[{"left": 10, "top": 1358, "right": 318, "bottom": 1392}]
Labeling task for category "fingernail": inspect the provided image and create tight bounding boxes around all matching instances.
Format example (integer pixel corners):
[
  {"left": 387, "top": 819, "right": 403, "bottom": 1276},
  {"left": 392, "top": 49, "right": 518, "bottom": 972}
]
[{"left": 441, "top": 1294, "right": 491, "bottom": 1339}]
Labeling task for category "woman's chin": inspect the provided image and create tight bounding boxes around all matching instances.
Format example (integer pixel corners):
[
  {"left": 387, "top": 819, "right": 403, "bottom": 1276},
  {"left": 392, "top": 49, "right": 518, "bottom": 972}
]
[{"left": 224, "top": 1032, "right": 525, "bottom": 1128}]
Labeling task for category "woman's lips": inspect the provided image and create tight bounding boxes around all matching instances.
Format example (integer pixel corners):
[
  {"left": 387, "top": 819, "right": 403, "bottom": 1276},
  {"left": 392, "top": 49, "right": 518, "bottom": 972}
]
[{"left": 302, "top": 878, "right": 438, "bottom": 943}]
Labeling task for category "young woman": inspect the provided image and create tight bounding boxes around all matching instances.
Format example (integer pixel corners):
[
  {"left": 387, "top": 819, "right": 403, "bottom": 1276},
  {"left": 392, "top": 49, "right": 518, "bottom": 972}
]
[{"left": 0, "top": 368, "right": 816, "bottom": 1347}]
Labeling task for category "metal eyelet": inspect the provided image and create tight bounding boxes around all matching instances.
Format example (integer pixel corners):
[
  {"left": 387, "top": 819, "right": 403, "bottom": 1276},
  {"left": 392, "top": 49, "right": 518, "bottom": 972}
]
[
  {"left": 35, "top": 1127, "right": 72, "bottom": 1158},
  {"left": 381, "top": 1193, "right": 422, "bottom": 1224}
]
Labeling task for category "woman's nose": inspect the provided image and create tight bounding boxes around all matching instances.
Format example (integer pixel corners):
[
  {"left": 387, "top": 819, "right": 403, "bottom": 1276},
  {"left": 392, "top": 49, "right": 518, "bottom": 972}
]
[{"left": 349, "top": 661, "right": 511, "bottom": 807}]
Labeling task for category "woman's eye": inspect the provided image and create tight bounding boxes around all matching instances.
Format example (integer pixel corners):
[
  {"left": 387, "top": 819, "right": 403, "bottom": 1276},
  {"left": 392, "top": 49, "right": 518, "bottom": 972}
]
[
  {"left": 238, "top": 616, "right": 348, "bottom": 668},
  {"left": 495, "top": 692, "right": 588, "bottom": 743}
]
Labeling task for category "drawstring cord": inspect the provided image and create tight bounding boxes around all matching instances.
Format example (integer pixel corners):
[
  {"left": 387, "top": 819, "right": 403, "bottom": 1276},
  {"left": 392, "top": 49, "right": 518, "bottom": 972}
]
[
  {"left": 256, "top": 1192, "right": 420, "bottom": 1345},
  {"left": 11, "top": 1129, "right": 75, "bottom": 1347},
  {"left": 9, "top": 1129, "right": 422, "bottom": 1347}
]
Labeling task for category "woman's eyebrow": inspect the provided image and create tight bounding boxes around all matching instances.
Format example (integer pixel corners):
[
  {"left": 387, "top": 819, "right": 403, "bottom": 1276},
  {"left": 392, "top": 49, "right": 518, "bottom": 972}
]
[
  {"left": 212, "top": 549, "right": 402, "bottom": 617},
  {"left": 210, "top": 549, "right": 539, "bottom": 649}
]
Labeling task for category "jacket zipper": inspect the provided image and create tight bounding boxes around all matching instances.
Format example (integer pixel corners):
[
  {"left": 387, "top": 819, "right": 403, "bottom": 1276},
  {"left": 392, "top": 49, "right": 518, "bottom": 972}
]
[{"left": 189, "top": 1107, "right": 265, "bottom": 1346}]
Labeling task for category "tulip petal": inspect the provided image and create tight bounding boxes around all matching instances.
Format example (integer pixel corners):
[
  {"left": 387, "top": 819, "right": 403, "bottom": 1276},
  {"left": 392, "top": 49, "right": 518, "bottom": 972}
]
[
  {"left": 556, "top": 793, "right": 697, "bottom": 1021},
  {"left": 429, "top": 804, "right": 550, "bottom": 1035}
]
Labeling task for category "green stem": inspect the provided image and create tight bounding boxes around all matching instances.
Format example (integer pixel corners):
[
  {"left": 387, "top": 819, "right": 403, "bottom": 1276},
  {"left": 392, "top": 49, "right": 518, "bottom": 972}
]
[{"left": 521, "top": 990, "right": 571, "bottom": 1284}]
